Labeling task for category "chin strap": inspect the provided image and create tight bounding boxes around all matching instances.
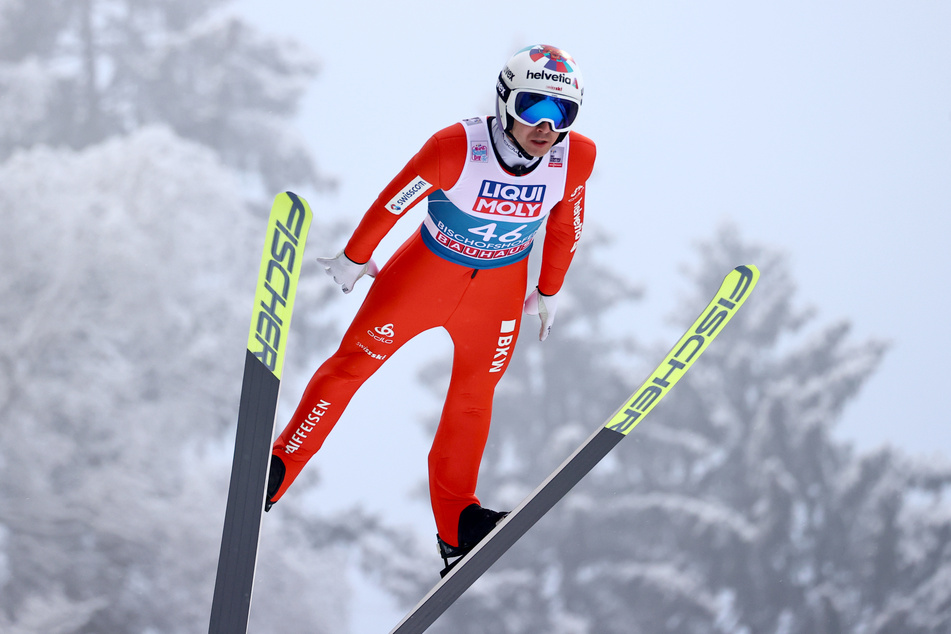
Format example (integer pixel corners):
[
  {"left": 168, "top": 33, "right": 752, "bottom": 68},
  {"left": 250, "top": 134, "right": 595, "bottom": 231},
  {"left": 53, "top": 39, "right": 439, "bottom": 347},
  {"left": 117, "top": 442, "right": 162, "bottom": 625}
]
[
  {"left": 505, "top": 130, "right": 534, "bottom": 161},
  {"left": 489, "top": 117, "right": 540, "bottom": 176}
]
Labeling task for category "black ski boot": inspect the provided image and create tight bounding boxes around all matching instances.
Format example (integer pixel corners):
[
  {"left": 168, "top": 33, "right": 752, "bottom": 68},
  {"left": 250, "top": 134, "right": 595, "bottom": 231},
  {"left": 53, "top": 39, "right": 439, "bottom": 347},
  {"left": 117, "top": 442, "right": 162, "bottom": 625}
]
[
  {"left": 436, "top": 503, "right": 509, "bottom": 577},
  {"left": 264, "top": 455, "right": 285, "bottom": 512}
]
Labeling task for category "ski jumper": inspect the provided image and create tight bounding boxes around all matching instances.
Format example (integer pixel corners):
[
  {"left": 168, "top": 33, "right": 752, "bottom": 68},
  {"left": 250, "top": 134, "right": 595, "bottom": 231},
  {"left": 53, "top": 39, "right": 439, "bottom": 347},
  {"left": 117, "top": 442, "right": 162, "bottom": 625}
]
[{"left": 271, "top": 117, "right": 597, "bottom": 546}]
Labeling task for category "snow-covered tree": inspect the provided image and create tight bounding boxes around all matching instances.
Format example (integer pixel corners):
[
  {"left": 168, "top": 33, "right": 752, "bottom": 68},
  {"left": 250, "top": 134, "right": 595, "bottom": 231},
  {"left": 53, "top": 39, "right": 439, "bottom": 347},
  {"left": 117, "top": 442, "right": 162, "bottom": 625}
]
[
  {"left": 418, "top": 226, "right": 951, "bottom": 633},
  {"left": 0, "top": 0, "right": 328, "bottom": 193},
  {"left": 0, "top": 127, "right": 346, "bottom": 633},
  {"left": 0, "top": 2, "right": 367, "bottom": 631}
]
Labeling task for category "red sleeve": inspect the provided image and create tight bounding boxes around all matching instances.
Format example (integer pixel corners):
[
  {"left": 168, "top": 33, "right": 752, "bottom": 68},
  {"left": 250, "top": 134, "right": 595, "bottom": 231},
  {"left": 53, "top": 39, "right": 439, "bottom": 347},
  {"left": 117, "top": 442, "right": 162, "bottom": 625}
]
[
  {"left": 537, "top": 131, "right": 597, "bottom": 296},
  {"left": 344, "top": 124, "right": 467, "bottom": 264}
]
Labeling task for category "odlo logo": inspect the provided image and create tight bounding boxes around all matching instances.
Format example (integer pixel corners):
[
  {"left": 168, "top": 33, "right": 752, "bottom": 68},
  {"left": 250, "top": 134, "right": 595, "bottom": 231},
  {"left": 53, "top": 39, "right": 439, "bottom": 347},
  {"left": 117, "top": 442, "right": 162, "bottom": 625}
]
[{"left": 368, "top": 323, "right": 395, "bottom": 344}]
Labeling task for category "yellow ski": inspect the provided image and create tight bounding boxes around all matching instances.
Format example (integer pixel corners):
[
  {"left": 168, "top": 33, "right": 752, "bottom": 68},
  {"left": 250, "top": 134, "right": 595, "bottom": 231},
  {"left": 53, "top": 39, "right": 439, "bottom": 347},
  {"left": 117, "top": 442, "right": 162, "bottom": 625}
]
[
  {"left": 391, "top": 265, "right": 759, "bottom": 634},
  {"left": 210, "top": 192, "right": 312, "bottom": 634},
  {"left": 606, "top": 264, "right": 758, "bottom": 434}
]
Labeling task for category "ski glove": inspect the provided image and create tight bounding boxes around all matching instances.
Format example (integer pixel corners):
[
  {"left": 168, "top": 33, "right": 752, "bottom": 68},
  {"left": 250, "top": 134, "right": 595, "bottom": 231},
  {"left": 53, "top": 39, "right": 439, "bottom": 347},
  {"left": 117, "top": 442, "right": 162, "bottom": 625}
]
[
  {"left": 315, "top": 250, "right": 379, "bottom": 294},
  {"left": 523, "top": 288, "right": 559, "bottom": 342}
]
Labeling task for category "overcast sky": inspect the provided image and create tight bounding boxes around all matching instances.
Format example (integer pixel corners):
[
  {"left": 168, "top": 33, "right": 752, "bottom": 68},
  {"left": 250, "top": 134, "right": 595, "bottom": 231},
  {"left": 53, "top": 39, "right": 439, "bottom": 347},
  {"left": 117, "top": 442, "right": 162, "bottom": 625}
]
[
  {"left": 231, "top": 0, "right": 951, "bottom": 625},
  {"left": 231, "top": 1, "right": 950, "bottom": 627},
  {"left": 235, "top": 0, "right": 949, "bottom": 447}
]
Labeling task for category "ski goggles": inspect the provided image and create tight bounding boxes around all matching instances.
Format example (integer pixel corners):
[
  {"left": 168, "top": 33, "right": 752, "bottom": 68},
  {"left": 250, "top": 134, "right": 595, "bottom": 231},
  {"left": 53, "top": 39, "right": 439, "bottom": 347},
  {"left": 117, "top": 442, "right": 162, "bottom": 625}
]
[{"left": 509, "top": 90, "right": 581, "bottom": 132}]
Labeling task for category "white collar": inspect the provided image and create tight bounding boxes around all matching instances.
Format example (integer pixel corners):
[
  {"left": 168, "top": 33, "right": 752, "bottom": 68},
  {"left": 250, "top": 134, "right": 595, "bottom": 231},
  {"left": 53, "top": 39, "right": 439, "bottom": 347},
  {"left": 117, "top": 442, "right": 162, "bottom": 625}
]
[{"left": 490, "top": 117, "right": 541, "bottom": 172}]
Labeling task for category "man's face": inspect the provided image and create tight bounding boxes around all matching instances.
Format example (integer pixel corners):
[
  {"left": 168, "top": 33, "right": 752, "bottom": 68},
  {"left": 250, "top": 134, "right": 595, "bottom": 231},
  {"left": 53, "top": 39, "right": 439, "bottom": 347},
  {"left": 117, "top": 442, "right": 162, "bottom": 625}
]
[{"left": 509, "top": 119, "right": 558, "bottom": 157}]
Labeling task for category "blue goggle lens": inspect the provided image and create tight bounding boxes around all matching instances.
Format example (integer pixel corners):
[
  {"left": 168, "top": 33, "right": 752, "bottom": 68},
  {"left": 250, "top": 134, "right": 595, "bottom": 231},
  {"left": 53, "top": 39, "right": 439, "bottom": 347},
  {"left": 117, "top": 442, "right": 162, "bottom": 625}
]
[{"left": 512, "top": 92, "right": 580, "bottom": 132}]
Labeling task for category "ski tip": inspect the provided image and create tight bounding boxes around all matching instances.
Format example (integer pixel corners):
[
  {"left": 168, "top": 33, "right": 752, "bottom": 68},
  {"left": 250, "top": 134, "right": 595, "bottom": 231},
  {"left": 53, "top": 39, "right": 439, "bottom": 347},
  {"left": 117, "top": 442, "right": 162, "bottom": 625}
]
[
  {"left": 726, "top": 265, "right": 759, "bottom": 304},
  {"left": 247, "top": 192, "right": 313, "bottom": 379},
  {"left": 277, "top": 191, "right": 313, "bottom": 218}
]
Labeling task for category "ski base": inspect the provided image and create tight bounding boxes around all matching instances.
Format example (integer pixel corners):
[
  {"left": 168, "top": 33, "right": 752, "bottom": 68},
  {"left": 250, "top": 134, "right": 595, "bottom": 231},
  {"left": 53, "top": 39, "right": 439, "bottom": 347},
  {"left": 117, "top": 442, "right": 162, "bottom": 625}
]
[
  {"left": 391, "top": 426, "right": 623, "bottom": 634},
  {"left": 209, "top": 351, "right": 280, "bottom": 632},
  {"left": 390, "top": 264, "right": 759, "bottom": 634}
]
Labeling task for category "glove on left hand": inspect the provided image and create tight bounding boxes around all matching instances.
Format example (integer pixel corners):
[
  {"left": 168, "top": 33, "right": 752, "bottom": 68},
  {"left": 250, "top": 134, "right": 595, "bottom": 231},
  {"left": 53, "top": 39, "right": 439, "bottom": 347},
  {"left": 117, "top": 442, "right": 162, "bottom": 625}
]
[{"left": 523, "top": 288, "right": 559, "bottom": 342}]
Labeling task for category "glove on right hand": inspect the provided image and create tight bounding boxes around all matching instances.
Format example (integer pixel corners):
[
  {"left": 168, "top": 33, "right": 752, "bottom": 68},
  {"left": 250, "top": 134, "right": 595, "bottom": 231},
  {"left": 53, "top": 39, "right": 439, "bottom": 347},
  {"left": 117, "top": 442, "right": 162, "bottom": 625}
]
[{"left": 315, "top": 250, "right": 379, "bottom": 294}]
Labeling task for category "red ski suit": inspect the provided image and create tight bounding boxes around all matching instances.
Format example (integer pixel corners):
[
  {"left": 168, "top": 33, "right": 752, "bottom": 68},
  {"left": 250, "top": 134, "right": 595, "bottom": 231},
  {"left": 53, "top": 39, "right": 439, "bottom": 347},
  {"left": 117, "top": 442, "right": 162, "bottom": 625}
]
[{"left": 271, "top": 118, "right": 596, "bottom": 546}]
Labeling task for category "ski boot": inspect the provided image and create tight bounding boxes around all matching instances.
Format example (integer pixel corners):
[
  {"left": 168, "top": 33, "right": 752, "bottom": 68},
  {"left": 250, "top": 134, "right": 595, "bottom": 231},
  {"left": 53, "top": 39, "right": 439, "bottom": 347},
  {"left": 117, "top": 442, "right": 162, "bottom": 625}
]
[
  {"left": 264, "top": 455, "right": 285, "bottom": 512},
  {"left": 436, "top": 504, "right": 509, "bottom": 577}
]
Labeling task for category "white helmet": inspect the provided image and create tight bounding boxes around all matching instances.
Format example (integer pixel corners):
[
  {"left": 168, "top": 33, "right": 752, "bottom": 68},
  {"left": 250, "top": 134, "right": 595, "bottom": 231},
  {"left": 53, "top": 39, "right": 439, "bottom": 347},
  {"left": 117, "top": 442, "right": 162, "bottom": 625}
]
[{"left": 496, "top": 45, "right": 584, "bottom": 138}]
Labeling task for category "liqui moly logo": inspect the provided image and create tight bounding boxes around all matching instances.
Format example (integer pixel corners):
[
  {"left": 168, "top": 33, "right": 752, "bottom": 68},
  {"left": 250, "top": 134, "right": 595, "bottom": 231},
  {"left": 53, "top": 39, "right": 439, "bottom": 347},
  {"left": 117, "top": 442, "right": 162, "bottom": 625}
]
[{"left": 473, "top": 180, "right": 546, "bottom": 218}]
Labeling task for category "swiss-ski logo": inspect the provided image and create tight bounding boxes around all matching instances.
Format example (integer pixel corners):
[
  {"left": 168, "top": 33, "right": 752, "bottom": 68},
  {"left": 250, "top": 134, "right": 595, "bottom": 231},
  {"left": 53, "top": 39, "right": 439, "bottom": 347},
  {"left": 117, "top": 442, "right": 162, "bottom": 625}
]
[{"left": 473, "top": 180, "right": 546, "bottom": 218}]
